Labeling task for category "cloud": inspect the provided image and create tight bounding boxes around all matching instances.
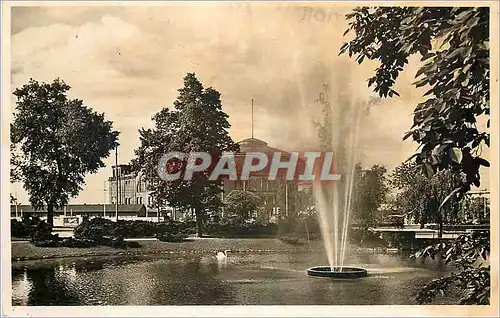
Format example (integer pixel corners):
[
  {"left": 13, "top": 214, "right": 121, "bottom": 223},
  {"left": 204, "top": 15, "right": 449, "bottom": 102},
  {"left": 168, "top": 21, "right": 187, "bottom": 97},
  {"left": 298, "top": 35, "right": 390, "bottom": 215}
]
[{"left": 12, "top": 3, "right": 486, "bottom": 204}]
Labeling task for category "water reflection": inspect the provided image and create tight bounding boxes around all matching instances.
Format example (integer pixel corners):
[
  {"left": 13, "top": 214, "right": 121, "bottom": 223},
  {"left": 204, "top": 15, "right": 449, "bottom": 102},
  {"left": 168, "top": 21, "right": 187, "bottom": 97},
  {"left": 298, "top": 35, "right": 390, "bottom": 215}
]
[
  {"left": 26, "top": 266, "right": 80, "bottom": 305},
  {"left": 12, "top": 251, "right": 458, "bottom": 306}
]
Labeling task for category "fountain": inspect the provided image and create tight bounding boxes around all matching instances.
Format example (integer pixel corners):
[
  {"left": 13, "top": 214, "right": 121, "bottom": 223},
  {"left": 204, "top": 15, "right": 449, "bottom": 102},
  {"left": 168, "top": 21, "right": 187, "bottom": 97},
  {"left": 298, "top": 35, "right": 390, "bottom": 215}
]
[
  {"left": 307, "top": 266, "right": 368, "bottom": 279},
  {"left": 305, "top": 80, "right": 376, "bottom": 279}
]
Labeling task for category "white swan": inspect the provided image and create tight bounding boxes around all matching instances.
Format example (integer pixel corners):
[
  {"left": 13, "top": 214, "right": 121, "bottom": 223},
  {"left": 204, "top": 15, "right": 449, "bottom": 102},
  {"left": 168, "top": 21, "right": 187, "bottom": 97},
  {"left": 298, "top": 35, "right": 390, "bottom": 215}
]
[{"left": 216, "top": 250, "right": 230, "bottom": 265}]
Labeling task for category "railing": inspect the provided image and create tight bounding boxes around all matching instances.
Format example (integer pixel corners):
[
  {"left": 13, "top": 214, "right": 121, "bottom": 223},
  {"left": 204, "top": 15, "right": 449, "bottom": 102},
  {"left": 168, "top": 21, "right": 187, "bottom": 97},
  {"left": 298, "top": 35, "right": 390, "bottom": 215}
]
[{"left": 90, "top": 216, "right": 163, "bottom": 222}]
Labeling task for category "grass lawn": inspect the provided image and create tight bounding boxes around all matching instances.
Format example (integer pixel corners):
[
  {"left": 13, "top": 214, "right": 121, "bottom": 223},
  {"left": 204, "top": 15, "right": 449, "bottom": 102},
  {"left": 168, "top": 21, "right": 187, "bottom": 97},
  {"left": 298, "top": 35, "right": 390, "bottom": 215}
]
[{"left": 11, "top": 237, "right": 324, "bottom": 261}]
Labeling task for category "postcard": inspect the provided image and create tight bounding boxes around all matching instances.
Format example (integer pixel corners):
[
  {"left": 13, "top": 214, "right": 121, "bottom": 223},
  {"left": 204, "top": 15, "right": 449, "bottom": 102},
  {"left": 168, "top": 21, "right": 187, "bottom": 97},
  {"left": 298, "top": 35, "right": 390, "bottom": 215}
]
[{"left": 1, "top": 1, "right": 498, "bottom": 317}]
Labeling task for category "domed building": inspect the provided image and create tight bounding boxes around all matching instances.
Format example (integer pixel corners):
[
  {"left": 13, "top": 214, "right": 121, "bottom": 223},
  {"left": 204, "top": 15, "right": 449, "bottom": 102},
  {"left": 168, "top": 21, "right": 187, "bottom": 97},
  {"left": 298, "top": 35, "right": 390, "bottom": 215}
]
[
  {"left": 222, "top": 137, "right": 300, "bottom": 221},
  {"left": 105, "top": 137, "right": 304, "bottom": 222}
]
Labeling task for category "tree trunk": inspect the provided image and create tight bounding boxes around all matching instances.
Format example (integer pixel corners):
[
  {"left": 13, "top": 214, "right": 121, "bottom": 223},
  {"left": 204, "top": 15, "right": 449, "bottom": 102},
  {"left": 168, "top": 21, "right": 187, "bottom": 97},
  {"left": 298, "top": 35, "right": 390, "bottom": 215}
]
[
  {"left": 195, "top": 206, "right": 203, "bottom": 237},
  {"left": 304, "top": 221, "right": 310, "bottom": 247},
  {"left": 47, "top": 203, "right": 54, "bottom": 227},
  {"left": 437, "top": 202, "right": 443, "bottom": 238}
]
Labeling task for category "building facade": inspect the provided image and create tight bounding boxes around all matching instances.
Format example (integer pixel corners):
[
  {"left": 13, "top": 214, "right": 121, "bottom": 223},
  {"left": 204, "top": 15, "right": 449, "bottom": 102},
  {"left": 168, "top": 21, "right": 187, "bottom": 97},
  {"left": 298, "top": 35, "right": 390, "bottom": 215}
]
[
  {"left": 222, "top": 137, "right": 299, "bottom": 221},
  {"left": 106, "top": 138, "right": 302, "bottom": 222},
  {"left": 108, "top": 165, "right": 182, "bottom": 219},
  {"left": 108, "top": 165, "right": 150, "bottom": 206}
]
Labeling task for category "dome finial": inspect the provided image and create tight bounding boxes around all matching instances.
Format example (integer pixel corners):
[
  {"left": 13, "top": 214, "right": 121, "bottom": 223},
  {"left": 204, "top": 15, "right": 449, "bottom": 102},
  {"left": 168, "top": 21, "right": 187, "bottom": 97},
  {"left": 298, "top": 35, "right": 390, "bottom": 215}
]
[{"left": 251, "top": 99, "right": 254, "bottom": 139}]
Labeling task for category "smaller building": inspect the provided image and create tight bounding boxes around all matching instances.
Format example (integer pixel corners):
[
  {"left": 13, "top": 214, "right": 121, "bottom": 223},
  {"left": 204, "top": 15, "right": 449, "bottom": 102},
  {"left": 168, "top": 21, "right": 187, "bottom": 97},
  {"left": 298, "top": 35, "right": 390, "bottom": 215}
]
[
  {"left": 108, "top": 164, "right": 149, "bottom": 206},
  {"left": 10, "top": 204, "right": 147, "bottom": 219},
  {"left": 108, "top": 164, "right": 182, "bottom": 219}
]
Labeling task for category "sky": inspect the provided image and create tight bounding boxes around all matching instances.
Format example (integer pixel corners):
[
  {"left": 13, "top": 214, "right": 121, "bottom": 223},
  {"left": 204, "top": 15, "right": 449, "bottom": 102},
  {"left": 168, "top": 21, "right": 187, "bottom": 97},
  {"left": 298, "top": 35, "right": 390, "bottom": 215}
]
[{"left": 9, "top": 3, "right": 490, "bottom": 205}]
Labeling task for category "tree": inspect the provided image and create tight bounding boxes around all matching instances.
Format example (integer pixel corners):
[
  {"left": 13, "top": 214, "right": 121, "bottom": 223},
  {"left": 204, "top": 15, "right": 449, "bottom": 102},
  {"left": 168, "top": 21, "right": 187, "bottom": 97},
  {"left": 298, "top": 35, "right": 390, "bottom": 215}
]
[
  {"left": 352, "top": 164, "right": 389, "bottom": 233},
  {"left": 340, "top": 7, "right": 489, "bottom": 191},
  {"left": 133, "top": 73, "right": 239, "bottom": 237},
  {"left": 295, "top": 189, "right": 314, "bottom": 215},
  {"left": 224, "top": 190, "right": 262, "bottom": 221},
  {"left": 391, "top": 162, "right": 463, "bottom": 236},
  {"left": 340, "top": 7, "right": 490, "bottom": 304},
  {"left": 413, "top": 230, "right": 490, "bottom": 305},
  {"left": 11, "top": 79, "right": 119, "bottom": 226},
  {"left": 459, "top": 195, "right": 489, "bottom": 223}
]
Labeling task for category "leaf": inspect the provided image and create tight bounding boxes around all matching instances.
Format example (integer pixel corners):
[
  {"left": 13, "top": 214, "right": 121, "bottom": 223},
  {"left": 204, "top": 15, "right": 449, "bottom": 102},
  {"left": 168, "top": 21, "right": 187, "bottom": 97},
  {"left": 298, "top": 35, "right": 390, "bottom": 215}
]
[
  {"left": 424, "top": 163, "right": 434, "bottom": 177},
  {"left": 403, "top": 130, "right": 414, "bottom": 141},
  {"left": 439, "top": 186, "right": 462, "bottom": 211},
  {"left": 475, "top": 157, "right": 490, "bottom": 167},
  {"left": 415, "top": 67, "right": 427, "bottom": 79},
  {"left": 449, "top": 147, "right": 463, "bottom": 164},
  {"left": 368, "top": 77, "right": 376, "bottom": 87},
  {"left": 413, "top": 78, "right": 429, "bottom": 88},
  {"left": 423, "top": 87, "right": 434, "bottom": 96},
  {"left": 339, "top": 43, "right": 349, "bottom": 55},
  {"left": 456, "top": 10, "right": 473, "bottom": 21},
  {"left": 432, "top": 144, "right": 448, "bottom": 157},
  {"left": 446, "top": 47, "right": 465, "bottom": 61},
  {"left": 421, "top": 52, "right": 436, "bottom": 61},
  {"left": 404, "top": 153, "right": 419, "bottom": 162},
  {"left": 481, "top": 247, "right": 488, "bottom": 260}
]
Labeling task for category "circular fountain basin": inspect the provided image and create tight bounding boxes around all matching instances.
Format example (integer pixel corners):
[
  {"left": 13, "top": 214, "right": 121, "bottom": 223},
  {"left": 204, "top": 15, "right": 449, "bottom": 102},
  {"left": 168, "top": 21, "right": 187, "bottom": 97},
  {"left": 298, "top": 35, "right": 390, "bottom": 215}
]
[{"left": 307, "top": 266, "right": 368, "bottom": 279}]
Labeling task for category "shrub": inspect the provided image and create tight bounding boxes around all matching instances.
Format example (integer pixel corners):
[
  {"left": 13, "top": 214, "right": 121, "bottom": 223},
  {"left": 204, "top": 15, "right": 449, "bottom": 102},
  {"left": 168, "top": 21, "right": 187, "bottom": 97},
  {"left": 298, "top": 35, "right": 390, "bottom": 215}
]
[
  {"left": 32, "top": 236, "right": 100, "bottom": 248},
  {"left": 224, "top": 190, "right": 263, "bottom": 221},
  {"left": 11, "top": 215, "right": 52, "bottom": 239},
  {"left": 74, "top": 217, "right": 189, "bottom": 245},
  {"left": 73, "top": 218, "right": 116, "bottom": 240},
  {"left": 125, "top": 241, "right": 142, "bottom": 248},
  {"left": 279, "top": 236, "right": 304, "bottom": 245},
  {"left": 276, "top": 217, "right": 321, "bottom": 240},
  {"left": 205, "top": 220, "right": 278, "bottom": 238},
  {"left": 11, "top": 219, "right": 28, "bottom": 238},
  {"left": 155, "top": 232, "right": 187, "bottom": 242},
  {"left": 349, "top": 228, "right": 387, "bottom": 248}
]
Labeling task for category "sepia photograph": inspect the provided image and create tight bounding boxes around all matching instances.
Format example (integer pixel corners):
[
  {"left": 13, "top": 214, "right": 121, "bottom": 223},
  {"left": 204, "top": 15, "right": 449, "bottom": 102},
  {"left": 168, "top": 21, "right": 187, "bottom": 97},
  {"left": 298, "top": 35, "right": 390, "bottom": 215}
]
[{"left": 1, "top": 1, "right": 498, "bottom": 317}]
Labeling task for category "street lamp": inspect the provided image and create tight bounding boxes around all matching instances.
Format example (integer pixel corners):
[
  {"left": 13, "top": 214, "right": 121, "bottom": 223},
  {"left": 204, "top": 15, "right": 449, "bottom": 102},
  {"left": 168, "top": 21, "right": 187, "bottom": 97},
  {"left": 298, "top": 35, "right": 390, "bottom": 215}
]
[
  {"left": 115, "top": 145, "right": 120, "bottom": 222},
  {"left": 103, "top": 180, "right": 107, "bottom": 218},
  {"left": 12, "top": 195, "right": 20, "bottom": 219}
]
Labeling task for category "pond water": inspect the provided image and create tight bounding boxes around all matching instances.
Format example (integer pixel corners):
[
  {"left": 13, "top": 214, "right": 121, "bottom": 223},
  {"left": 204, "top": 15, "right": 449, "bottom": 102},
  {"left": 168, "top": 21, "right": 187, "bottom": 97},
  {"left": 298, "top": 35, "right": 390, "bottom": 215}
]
[{"left": 12, "top": 250, "right": 459, "bottom": 305}]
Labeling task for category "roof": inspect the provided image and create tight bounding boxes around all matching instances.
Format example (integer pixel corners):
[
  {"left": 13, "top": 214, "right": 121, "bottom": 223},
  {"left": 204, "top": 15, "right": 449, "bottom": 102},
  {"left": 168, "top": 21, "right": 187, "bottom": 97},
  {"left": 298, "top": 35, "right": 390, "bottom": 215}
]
[
  {"left": 10, "top": 204, "right": 145, "bottom": 214},
  {"left": 238, "top": 138, "right": 285, "bottom": 154},
  {"left": 221, "top": 138, "right": 309, "bottom": 178}
]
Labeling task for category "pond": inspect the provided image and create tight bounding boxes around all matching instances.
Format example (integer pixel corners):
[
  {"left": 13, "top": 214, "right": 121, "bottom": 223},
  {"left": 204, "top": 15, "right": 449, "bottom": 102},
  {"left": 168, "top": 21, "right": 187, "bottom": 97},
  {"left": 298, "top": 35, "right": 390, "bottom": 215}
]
[{"left": 12, "top": 250, "right": 459, "bottom": 305}]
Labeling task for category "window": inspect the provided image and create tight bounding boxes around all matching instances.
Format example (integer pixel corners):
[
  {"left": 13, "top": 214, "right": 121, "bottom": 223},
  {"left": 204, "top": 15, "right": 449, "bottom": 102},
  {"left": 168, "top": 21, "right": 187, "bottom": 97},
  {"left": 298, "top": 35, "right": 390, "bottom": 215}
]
[{"left": 138, "top": 180, "right": 146, "bottom": 193}]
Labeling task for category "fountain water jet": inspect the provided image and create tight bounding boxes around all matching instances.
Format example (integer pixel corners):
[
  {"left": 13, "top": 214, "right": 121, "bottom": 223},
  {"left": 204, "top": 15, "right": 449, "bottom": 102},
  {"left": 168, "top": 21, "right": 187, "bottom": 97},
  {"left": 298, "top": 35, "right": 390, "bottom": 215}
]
[
  {"left": 308, "top": 81, "right": 371, "bottom": 277},
  {"left": 290, "top": 57, "right": 372, "bottom": 277}
]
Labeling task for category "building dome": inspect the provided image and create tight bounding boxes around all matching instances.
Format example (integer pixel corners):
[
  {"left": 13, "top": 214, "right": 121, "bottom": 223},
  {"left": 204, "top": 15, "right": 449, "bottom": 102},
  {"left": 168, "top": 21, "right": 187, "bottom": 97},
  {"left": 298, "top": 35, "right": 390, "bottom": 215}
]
[
  {"left": 239, "top": 137, "right": 268, "bottom": 146},
  {"left": 237, "top": 137, "right": 282, "bottom": 154}
]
